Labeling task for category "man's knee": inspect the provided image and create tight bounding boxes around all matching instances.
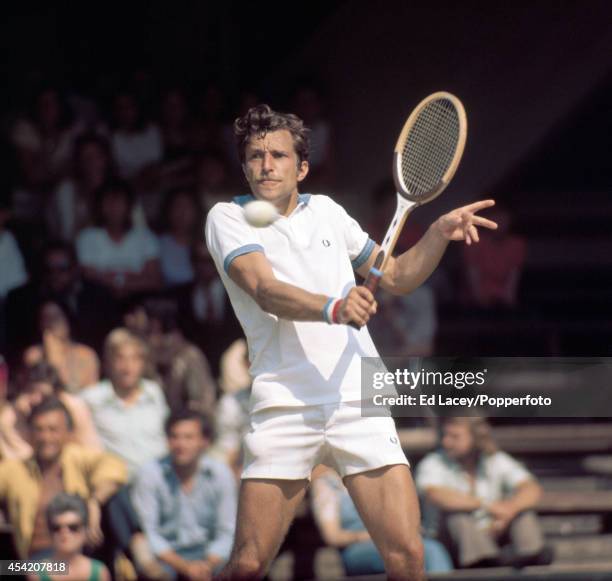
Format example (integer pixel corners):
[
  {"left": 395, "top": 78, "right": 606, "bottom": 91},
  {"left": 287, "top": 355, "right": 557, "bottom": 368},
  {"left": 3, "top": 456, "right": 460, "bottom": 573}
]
[
  {"left": 221, "top": 549, "right": 268, "bottom": 580},
  {"left": 382, "top": 537, "right": 424, "bottom": 573}
]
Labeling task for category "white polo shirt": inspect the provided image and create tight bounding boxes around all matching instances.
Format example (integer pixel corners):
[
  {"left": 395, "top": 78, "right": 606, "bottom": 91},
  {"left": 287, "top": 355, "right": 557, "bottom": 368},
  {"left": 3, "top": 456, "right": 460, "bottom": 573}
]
[{"left": 205, "top": 193, "right": 377, "bottom": 412}]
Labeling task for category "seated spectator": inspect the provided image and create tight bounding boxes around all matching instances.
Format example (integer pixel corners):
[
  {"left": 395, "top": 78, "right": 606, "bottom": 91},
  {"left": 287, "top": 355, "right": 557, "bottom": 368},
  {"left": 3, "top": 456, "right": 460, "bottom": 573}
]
[
  {"left": 5, "top": 240, "right": 117, "bottom": 364},
  {"left": 0, "top": 197, "right": 28, "bottom": 351},
  {"left": 80, "top": 328, "right": 168, "bottom": 477},
  {"left": 159, "top": 188, "right": 201, "bottom": 287},
  {"left": 209, "top": 339, "right": 251, "bottom": 475},
  {"left": 0, "top": 362, "right": 102, "bottom": 460},
  {"left": 76, "top": 180, "right": 162, "bottom": 299},
  {"left": 0, "top": 398, "right": 126, "bottom": 560},
  {"left": 9, "top": 86, "right": 82, "bottom": 206},
  {"left": 47, "top": 133, "right": 115, "bottom": 242},
  {"left": 110, "top": 91, "right": 163, "bottom": 182},
  {"left": 131, "top": 410, "right": 237, "bottom": 580},
  {"left": 145, "top": 299, "right": 216, "bottom": 414},
  {"left": 462, "top": 207, "right": 527, "bottom": 309},
  {"left": 311, "top": 466, "right": 453, "bottom": 576},
  {"left": 415, "top": 416, "right": 553, "bottom": 568},
  {"left": 159, "top": 88, "right": 193, "bottom": 162},
  {"left": 23, "top": 301, "right": 100, "bottom": 392},
  {"left": 194, "top": 150, "right": 234, "bottom": 212},
  {"left": 27, "top": 493, "right": 111, "bottom": 581},
  {"left": 0, "top": 195, "right": 28, "bottom": 301},
  {"left": 171, "top": 241, "right": 242, "bottom": 377}
]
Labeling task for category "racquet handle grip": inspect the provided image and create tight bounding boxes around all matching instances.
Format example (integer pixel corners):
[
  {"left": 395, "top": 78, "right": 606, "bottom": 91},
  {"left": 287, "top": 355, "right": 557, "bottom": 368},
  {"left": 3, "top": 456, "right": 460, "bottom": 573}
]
[{"left": 348, "top": 266, "right": 383, "bottom": 330}]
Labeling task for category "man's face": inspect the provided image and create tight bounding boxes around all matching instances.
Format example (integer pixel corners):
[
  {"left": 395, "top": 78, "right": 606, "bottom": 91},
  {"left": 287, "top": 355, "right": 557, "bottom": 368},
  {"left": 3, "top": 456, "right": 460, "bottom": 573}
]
[
  {"left": 108, "top": 343, "right": 145, "bottom": 391},
  {"left": 242, "top": 130, "right": 308, "bottom": 209},
  {"left": 441, "top": 422, "right": 475, "bottom": 460},
  {"left": 31, "top": 410, "right": 70, "bottom": 463},
  {"left": 168, "top": 419, "right": 209, "bottom": 467}
]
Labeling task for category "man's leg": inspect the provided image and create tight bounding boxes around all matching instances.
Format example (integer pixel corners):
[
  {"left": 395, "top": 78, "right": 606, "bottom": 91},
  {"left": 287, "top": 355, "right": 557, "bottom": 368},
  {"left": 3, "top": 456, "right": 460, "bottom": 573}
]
[
  {"left": 444, "top": 513, "right": 499, "bottom": 567},
  {"left": 216, "top": 478, "right": 309, "bottom": 580},
  {"left": 344, "top": 464, "right": 425, "bottom": 581}
]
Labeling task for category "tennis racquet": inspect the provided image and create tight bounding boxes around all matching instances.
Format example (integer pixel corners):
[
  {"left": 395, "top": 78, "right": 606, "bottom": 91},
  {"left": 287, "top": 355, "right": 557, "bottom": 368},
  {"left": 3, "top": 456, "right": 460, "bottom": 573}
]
[{"left": 364, "top": 91, "right": 467, "bottom": 293}]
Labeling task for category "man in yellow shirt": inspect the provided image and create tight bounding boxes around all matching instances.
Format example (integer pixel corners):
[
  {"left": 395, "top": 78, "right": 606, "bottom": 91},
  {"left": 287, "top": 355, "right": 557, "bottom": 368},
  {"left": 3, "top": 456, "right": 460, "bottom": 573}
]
[{"left": 0, "top": 397, "right": 127, "bottom": 559}]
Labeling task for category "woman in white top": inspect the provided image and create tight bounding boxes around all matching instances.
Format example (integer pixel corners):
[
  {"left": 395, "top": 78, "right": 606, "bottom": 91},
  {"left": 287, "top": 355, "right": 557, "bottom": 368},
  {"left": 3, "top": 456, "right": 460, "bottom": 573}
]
[
  {"left": 47, "top": 133, "right": 115, "bottom": 242},
  {"left": 76, "top": 180, "right": 161, "bottom": 299},
  {"left": 110, "top": 91, "right": 163, "bottom": 181}
]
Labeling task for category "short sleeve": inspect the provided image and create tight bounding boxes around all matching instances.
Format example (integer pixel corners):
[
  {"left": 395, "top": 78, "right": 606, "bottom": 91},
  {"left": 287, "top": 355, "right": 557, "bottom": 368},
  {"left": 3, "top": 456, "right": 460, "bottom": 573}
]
[
  {"left": 205, "top": 203, "right": 264, "bottom": 274},
  {"left": 493, "top": 452, "right": 533, "bottom": 490},
  {"left": 139, "top": 228, "right": 160, "bottom": 262},
  {"left": 328, "top": 199, "right": 375, "bottom": 270},
  {"left": 75, "top": 228, "right": 98, "bottom": 268},
  {"left": 414, "top": 453, "right": 450, "bottom": 492}
]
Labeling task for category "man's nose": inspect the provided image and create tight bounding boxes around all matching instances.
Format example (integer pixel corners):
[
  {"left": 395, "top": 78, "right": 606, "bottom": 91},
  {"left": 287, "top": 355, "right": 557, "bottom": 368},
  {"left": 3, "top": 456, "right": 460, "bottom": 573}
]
[{"left": 261, "top": 152, "right": 274, "bottom": 172}]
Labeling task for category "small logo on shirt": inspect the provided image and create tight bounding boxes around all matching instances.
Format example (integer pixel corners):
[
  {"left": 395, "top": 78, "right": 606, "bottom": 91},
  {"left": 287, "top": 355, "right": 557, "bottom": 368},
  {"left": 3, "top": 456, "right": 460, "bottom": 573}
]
[
  {"left": 390, "top": 436, "right": 398, "bottom": 445},
  {"left": 322, "top": 239, "right": 331, "bottom": 247}
]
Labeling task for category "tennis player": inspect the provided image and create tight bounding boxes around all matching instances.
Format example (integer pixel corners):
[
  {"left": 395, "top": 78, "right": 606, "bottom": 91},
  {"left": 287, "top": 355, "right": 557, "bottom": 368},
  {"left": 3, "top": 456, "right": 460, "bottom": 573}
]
[{"left": 205, "top": 104, "right": 497, "bottom": 580}]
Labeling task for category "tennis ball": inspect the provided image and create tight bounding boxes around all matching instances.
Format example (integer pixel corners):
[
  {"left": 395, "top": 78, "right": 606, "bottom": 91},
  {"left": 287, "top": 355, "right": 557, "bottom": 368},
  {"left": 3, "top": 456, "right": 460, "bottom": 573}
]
[{"left": 243, "top": 200, "right": 279, "bottom": 228}]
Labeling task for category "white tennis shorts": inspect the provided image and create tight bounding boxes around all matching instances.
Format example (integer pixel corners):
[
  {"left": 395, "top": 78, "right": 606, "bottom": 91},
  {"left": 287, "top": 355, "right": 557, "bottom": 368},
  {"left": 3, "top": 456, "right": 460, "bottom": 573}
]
[{"left": 242, "top": 401, "right": 409, "bottom": 480}]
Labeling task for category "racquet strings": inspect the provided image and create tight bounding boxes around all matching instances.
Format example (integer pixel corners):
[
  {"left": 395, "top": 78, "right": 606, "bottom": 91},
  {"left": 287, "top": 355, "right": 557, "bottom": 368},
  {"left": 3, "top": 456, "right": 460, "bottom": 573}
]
[{"left": 400, "top": 97, "right": 461, "bottom": 200}]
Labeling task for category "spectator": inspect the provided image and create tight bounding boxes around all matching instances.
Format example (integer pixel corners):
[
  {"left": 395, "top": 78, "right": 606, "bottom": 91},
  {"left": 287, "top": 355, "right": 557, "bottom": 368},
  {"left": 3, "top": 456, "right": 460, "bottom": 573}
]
[
  {"left": 80, "top": 328, "right": 168, "bottom": 477},
  {"left": 0, "top": 398, "right": 127, "bottom": 560},
  {"left": 0, "top": 362, "right": 102, "bottom": 460},
  {"left": 5, "top": 240, "right": 117, "bottom": 364},
  {"left": 159, "top": 188, "right": 201, "bottom": 287},
  {"left": 131, "top": 410, "right": 237, "bottom": 581},
  {"left": 47, "top": 133, "right": 114, "bottom": 242},
  {"left": 0, "top": 196, "right": 28, "bottom": 300},
  {"left": 170, "top": 241, "right": 242, "bottom": 377},
  {"left": 9, "top": 86, "right": 82, "bottom": 216},
  {"left": 110, "top": 91, "right": 163, "bottom": 182},
  {"left": 462, "top": 207, "right": 527, "bottom": 309},
  {"left": 23, "top": 301, "right": 100, "bottom": 392},
  {"left": 311, "top": 466, "right": 453, "bottom": 576},
  {"left": 76, "top": 180, "right": 162, "bottom": 299},
  {"left": 209, "top": 339, "right": 251, "bottom": 475},
  {"left": 145, "top": 299, "right": 217, "bottom": 414},
  {"left": 190, "top": 84, "right": 226, "bottom": 153},
  {"left": 27, "top": 493, "right": 111, "bottom": 581},
  {"left": 415, "top": 416, "right": 553, "bottom": 568},
  {"left": 0, "top": 197, "right": 28, "bottom": 351},
  {"left": 159, "top": 88, "right": 192, "bottom": 162},
  {"left": 194, "top": 150, "right": 234, "bottom": 212}
]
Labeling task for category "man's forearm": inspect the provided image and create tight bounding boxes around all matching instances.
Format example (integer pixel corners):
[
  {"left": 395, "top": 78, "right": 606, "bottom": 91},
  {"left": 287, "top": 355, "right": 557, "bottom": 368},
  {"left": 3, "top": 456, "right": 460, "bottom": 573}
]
[
  {"left": 92, "top": 481, "right": 121, "bottom": 504},
  {"left": 158, "top": 550, "right": 189, "bottom": 575},
  {"left": 388, "top": 222, "right": 449, "bottom": 294},
  {"left": 256, "top": 278, "right": 329, "bottom": 321},
  {"left": 507, "top": 481, "right": 542, "bottom": 514},
  {"left": 425, "top": 486, "right": 483, "bottom": 512}
]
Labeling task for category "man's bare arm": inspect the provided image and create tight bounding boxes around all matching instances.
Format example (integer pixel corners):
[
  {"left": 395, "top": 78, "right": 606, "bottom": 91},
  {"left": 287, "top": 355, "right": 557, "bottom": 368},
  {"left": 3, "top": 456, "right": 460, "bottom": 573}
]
[
  {"left": 423, "top": 486, "right": 483, "bottom": 512},
  {"left": 228, "top": 252, "right": 376, "bottom": 326}
]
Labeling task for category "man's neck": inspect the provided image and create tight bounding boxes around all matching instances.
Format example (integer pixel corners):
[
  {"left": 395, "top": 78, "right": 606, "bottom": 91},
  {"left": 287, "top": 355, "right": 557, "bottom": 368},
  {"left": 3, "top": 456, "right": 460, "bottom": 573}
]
[
  {"left": 274, "top": 190, "right": 299, "bottom": 217},
  {"left": 173, "top": 457, "right": 201, "bottom": 487},
  {"left": 37, "top": 455, "right": 62, "bottom": 474},
  {"left": 113, "top": 381, "right": 141, "bottom": 403}
]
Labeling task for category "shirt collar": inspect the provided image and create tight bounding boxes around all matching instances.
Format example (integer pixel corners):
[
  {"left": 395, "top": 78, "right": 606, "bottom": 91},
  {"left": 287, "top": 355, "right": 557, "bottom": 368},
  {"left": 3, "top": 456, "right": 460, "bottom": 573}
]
[
  {"left": 232, "top": 193, "right": 311, "bottom": 207},
  {"left": 102, "top": 379, "right": 155, "bottom": 407}
]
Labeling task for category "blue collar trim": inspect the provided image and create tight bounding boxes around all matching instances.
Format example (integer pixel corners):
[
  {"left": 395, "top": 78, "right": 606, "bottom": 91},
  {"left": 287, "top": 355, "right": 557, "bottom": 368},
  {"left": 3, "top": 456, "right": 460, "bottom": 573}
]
[{"left": 232, "top": 193, "right": 311, "bottom": 207}]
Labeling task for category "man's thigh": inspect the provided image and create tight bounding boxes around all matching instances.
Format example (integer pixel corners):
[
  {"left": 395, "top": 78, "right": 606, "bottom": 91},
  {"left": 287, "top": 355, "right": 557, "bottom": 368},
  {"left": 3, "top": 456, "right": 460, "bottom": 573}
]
[
  {"left": 232, "top": 478, "right": 309, "bottom": 565},
  {"left": 344, "top": 464, "right": 421, "bottom": 554}
]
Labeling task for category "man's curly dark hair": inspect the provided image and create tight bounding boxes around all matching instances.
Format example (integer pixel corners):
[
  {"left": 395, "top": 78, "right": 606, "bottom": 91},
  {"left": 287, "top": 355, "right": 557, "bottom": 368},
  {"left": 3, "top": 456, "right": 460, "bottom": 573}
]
[{"left": 233, "top": 104, "right": 310, "bottom": 166}]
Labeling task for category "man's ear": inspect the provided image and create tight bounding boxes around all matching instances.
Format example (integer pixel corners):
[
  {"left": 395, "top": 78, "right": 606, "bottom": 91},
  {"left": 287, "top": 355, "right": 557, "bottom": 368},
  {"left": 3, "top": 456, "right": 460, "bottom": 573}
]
[{"left": 297, "top": 160, "right": 309, "bottom": 183}]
